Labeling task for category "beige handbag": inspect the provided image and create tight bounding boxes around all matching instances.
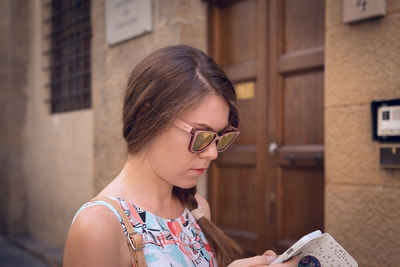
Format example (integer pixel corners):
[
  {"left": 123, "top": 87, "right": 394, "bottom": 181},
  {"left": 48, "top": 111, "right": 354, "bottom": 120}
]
[{"left": 91, "top": 196, "right": 147, "bottom": 267}]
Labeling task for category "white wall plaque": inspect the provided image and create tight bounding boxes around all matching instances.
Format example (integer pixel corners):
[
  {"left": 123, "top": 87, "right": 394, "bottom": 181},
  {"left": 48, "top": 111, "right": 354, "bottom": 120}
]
[
  {"left": 106, "top": 0, "right": 153, "bottom": 45},
  {"left": 343, "top": 0, "right": 386, "bottom": 24}
]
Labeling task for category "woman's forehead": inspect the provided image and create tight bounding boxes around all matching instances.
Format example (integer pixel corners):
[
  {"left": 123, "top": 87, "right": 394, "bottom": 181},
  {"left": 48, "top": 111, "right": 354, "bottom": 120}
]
[{"left": 179, "top": 94, "right": 230, "bottom": 129}]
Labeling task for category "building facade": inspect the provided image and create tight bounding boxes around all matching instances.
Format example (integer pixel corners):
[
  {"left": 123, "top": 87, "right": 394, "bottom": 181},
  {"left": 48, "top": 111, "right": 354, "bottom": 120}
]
[{"left": 1, "top": 1, "right": 399, "bottom": 267}]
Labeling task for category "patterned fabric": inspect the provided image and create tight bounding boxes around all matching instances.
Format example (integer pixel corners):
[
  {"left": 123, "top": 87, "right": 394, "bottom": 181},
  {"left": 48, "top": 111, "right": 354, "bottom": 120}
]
[{"left": 74, "top": 197, "right": 217, "bottom": 267}]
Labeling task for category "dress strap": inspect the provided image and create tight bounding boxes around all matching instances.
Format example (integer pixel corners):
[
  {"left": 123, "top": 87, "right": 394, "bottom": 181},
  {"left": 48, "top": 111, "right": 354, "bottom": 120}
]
[{"left": 91, "top": 196, "right": 147, "bottom": 267}]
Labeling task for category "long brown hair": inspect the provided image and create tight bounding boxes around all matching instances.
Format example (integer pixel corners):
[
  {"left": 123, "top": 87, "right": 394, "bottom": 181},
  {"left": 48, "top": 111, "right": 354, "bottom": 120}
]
[{"left": 122, "top": 45, "right": 242, "bottom": 266}]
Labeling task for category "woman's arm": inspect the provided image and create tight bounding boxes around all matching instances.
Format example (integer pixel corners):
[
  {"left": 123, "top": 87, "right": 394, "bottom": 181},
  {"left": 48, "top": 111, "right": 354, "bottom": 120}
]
[{"left": 63, "top": 205, "right": 131, "bottom": 267}]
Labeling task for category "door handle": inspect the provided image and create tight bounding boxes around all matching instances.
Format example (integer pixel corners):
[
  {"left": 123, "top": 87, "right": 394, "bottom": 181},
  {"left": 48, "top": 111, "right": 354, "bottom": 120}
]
[{"left": 269, "top": 142, "right": 279, "bottom": 155}]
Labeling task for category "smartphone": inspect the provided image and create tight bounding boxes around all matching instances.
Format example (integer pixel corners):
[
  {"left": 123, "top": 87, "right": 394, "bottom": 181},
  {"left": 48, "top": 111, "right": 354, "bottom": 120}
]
[
  {"left": 270, "top": 230, "right": 358, "bottom": 267},
  {"left": 270, "top": 230, "right": 322, "bottom": 264}
]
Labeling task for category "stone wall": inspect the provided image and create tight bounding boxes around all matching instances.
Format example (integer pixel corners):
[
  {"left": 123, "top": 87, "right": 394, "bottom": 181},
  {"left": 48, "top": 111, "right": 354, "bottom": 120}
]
[
  {"left": 23, "top": 0, "right": 94, "bottom": 247},
  {"left": 1, "top": 0, "right": 209, "bottom": 251},
  {"left": 0, "top": 0, "right": 94, "bottom": 248},
  {"left": 0, "top": 0, "right": 31, "bottom": 237},
  {"left": 91, "top": 0, "right": 209, "bottom": 195},
  {"left": 1, "top": 0, "right": 209, "bottom": 262},
  {"left": 325, "top": 1, "right": 400, "bottom": 266}
]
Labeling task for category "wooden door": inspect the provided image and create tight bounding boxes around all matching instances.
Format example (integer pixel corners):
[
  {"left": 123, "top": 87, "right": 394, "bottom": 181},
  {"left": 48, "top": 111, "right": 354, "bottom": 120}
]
[
  {"left": 267, "top": 0, "right": 325, "bottom": 253},
  {"left": 208, "top": 0, "right": 268, "bottom": 255},
  {"left": 208, "top": 0, "right": 325, "bottom": 255}
]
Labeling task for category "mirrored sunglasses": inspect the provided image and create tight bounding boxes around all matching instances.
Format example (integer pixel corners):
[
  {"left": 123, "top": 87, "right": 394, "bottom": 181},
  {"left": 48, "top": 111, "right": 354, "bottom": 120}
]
[{"left": 174, "top": 119, "right": 240, "bottom": 153}]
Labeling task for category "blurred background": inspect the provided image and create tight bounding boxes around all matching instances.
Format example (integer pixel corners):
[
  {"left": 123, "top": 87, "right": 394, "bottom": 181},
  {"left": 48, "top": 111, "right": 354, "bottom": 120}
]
[{"left": 1, "top": 0, "right": 399, "bottom": 266}]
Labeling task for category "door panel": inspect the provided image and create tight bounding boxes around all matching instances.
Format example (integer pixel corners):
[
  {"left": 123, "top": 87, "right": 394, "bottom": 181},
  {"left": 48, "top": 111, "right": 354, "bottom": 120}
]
[
  {"left": 271, "top": 0, "right": 325, "bottom": 253},
  {"left": 218, "top": 0, "right": 257, "bottom": 66},
  {"left": 277, "top": 167, "right": 324, "bottom": 248},
  {"left": 283, "top": 72, "right": 324, "bottom": 145},
  {"left": 208, "top": 0, "right": 325, "bottom": 255},
  {"left": 208, "top": 0, "right": 262, "bottom": 256},
  {"left": 284, "top": 0, "right": 325, "bottom": 53}
]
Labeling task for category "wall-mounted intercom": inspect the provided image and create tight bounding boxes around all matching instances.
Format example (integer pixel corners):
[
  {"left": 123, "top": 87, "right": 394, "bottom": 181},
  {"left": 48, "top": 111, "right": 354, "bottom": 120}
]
[
  {"left": 372, "top": 99, "right": 400, "bottom": 142},
  {"left": 371, "top": 99, "right": 400, "bottom": 169}
]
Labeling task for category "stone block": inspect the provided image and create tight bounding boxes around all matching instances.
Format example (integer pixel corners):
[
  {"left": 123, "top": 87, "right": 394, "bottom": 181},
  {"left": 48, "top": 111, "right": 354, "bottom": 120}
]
[
  {"left": 154, "top": 0, "right": 206, "bottom": 30},
  {"left": 0, "top": 144, "right": 26, "bottom": 236},
  {"left": 0, "top": 73, "right": 10, "bottom": 141},
  {"left": 92, "top": 0, "right": 105, "bottom": 17},
  {"left": 0, "top": 23, "right": 10, "bottom": 74},
  {"left": 153, "top": 0, "right": 179, "bottom": 29},
  {"left": 325, "top": 184, "right": 400, "bottom": 267},
  {"left": 93, "top": 76, "right": 126, "bottom": 192},
  {"left": 153, "top": 23, "right": 182, "bottom": 48},
  {"left": 325, "top": 104, "right": 400, "bottom": 186},
  {"left": 93, "top": 109, "right": 126, "bottom": 193},
  {"left": 8, "top": 175, "right": 26, "bottom": 235},
  {"left": 91, "top": 51, "right": 108, "bottom": 84},
  {"left": 0, "top": 0, "right": 10, "bottom": 24},
  {"left": 175, "top": 0, "right": 207, "bottom": 22},
  {"left": 0, "top": 144, "right": 9, "bottom": 231},
  {"left": 325, "top": 14, "right": 400, "bottom": 107},
  {"left": 93, "top": 150, "right": 126, "bottom": 193},
  {"left": 326, "top": 0, "right": 400, "bottom": 29},
  {"left": 325, "top": 0, "right": 343, "bottom": 28},
  {"left": 25, "top": 110, "right": 94, "bottom": 247},
  {"left": 179, "top": 22, "right": 207, "bottom": 51},
  {"left": 387, "top": 0, "right": 400, "bottom": 14},
  {"left": 91, "top": 1, "right": 108, "bottom": 53},
  {"left": 94, "top": 77, "right": 125, "bottom": 128},
  {"left": 325, "top": 104, "right": 379, "bottom": 184},
  {"left": 106, "top": 39, "right": 153, "bottom": 80}
]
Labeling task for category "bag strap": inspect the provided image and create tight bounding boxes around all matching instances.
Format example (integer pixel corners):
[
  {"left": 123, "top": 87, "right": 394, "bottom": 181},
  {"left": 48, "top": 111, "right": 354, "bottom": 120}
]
[{"left": 91, "top": 196, "right": 146, "bottom": 267}]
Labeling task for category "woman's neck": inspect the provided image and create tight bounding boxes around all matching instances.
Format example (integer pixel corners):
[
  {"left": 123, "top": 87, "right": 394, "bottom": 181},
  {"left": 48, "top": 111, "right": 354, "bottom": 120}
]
[{"left": 99, "top": 153, "right": 184, "bottom": 219}]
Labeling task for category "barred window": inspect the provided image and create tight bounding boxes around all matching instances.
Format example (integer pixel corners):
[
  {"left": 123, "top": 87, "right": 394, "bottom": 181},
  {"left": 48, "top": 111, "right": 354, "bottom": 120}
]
[{"left": 45, "top": 0, "right": 91, "bottom": 113}]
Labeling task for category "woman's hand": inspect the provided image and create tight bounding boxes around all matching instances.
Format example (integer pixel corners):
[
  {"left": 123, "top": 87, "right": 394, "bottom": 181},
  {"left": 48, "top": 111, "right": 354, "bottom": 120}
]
[
  {"left": 263, "top": 250, "right": 300, "bottom": 266},
  {"left": 227, "top": 250, "right": 300, "bottom": 267}
]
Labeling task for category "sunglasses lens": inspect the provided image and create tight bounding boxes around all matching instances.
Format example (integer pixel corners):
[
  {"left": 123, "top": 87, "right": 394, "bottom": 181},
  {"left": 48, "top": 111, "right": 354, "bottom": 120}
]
[
  {"left": 192, "top": 132, "right": 216, "bottom": 152},
  {"left": 216, "top": 132, "right": 238, "bottom": 151}
]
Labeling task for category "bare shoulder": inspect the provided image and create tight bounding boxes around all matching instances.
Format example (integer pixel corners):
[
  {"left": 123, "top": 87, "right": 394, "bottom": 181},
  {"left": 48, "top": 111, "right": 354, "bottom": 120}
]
[
  {"left": 63, "top": 204, "right": 130, "bottom": 267},
  {"left": 194, "top": 193, "right": 211, "bottom": 220}
]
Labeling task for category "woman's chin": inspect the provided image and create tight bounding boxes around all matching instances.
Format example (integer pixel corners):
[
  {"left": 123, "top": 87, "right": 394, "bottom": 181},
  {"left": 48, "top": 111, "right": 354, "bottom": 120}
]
[{"left": 175, "top": 178, "right": 199, "bottom": 189}]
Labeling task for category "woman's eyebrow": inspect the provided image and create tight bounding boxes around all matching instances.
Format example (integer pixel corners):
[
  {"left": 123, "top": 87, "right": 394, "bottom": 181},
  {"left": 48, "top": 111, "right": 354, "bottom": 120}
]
[
  {"left": 193, "top": 122, "right": 230, "bottom": 132},
  {"left": 193, "top": 123, "right": 214, "bottom": 131}
]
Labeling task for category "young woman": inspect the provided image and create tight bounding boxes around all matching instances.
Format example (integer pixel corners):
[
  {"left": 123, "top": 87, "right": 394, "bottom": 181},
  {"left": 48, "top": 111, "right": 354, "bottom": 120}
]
[{"left": 63, "top": 45, "right": 300, "bottom": 267}]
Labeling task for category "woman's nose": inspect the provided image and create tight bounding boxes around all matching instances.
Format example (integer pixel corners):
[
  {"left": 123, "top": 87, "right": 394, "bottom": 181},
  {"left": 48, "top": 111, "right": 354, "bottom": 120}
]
[{"left": 199, "top": 141, "right": 218, "bottom": 160}]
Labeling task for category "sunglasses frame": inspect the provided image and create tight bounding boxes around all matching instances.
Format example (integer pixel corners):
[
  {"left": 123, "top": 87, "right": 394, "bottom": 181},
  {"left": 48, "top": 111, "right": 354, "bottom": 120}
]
[{"left": 174, "top": 119, "right": 240, "bottom": 153}]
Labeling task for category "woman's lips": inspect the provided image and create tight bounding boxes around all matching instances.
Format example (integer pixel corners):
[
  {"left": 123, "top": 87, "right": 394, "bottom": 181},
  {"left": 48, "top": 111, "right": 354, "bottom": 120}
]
[{"left": 191, "top": 168, "right": 206, "bottom": 175}]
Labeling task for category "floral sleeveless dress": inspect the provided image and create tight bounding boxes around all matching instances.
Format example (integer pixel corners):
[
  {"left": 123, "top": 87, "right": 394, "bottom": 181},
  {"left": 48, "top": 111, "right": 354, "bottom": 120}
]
[{"left": 74, "top": 196, "right": 217, "bottom": 267}]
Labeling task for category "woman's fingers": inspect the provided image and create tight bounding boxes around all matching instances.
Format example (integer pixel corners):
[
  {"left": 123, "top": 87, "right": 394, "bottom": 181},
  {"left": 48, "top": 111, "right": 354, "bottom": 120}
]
[
  {"left": 278, "top": 255, "right": 301, "bottom": 266},
  {"left": 228, "top": 252, "right": 300, "bottom": 267},
  {"left": 263, "top": 250, "right": 277, "bottom": 256},
  {"left": 263, "top": 250, "right": 278, "bottom": 264},
  {"left": 228, "top": 255, "right": 269, "bottom": 267},
  {"left": 241, "top": 255, "right": 269, "bottom": 266}
]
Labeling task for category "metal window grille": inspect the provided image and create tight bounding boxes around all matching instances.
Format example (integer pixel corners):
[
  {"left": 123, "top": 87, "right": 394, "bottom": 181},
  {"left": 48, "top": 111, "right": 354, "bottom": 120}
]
[{"left": 44, "top": 0, "right": 91, "bottom": 113}]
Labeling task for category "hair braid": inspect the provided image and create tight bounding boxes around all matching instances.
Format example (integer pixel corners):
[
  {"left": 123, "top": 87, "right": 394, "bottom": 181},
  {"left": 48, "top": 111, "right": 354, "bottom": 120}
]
[{"left": 172, "top": 186, "right": 243, "bottom": 266}]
